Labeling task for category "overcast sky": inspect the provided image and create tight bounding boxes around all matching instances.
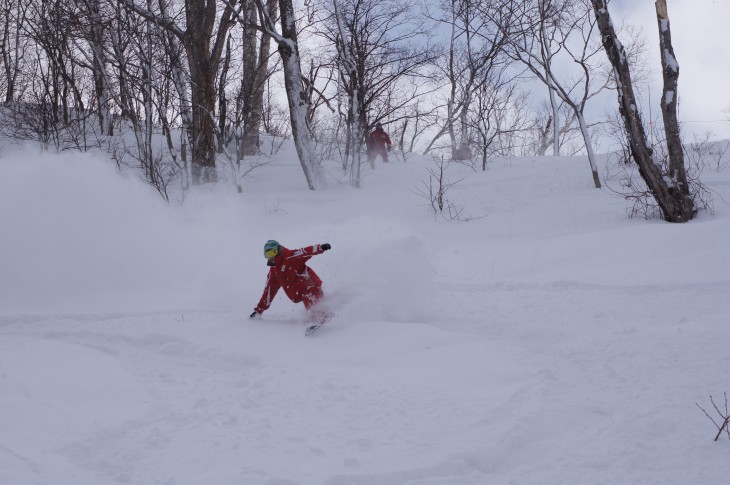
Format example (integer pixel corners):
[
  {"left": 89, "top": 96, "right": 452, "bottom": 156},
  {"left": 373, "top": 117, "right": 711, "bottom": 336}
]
[{"left": 611, "top": 0, "right": 730, "bottom": 141}]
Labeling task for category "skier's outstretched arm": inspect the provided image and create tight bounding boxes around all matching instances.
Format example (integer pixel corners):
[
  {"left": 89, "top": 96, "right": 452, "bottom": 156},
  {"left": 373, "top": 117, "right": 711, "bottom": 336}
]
[
  {"left": 251, "top": 270, "right": 281, "bottom": 318},
  {"left": 286, "top": 244, "right": 331, "bottom": 265}
]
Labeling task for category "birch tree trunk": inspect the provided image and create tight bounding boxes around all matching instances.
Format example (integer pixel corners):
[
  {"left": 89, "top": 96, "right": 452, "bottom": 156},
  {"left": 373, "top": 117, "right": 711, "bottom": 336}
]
[
  {"left": 539, "top": 0, "right": 560, "bottom": 156},
  {"left": 546, "top": 79, "right": 560, "bottom": 156},
  {"left": 656, "top": 0, "right": 690, "bottom": 198},
  {"left": 273, "top": 0, "right": 319, "bottom": 189},
  {"left": 591, "top": 0, "right": 694, "bottom": 222},
  {"left": 575, "top": 111, "right": 600, "bottom": 188}
]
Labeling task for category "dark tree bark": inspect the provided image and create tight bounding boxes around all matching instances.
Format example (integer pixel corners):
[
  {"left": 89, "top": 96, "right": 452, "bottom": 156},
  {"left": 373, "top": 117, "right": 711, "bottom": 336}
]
[
  {"left": 0, "top": 0, "right": 29, "bottom": 105},
  {"left": 239, "top": 0, "right": 274, "bottom": 156},
  {"left": 218, "top": 36, "right": 232, "bottom": 153},
  {"left": 184, "top": 0, "right": 236, "bottom": 184},
  {"left": 655, "top": 0, "right": 689, "bottom": 200},
  {"left": 121, "top": 0, "right": 237, "bottom": 185},
  {"left": 591, "top": 0, "right": 694, "bottom": 222}
]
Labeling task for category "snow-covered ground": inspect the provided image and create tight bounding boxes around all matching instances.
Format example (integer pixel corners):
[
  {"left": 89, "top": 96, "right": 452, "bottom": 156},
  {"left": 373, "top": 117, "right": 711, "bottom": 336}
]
[{"left": 1, "top": 143, "right": 729, "bottom": 485}]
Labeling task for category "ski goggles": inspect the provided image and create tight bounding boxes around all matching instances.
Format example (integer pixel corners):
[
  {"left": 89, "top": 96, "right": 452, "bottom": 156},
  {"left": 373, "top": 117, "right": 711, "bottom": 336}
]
[{"left": 264, "top": 247, "right": 279, "bottom": 259}]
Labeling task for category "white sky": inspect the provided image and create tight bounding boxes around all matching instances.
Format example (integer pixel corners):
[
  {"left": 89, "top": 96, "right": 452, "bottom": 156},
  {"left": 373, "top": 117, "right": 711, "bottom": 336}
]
[{"left": 612, "top": 0, "right": 730, "bottom": 140}]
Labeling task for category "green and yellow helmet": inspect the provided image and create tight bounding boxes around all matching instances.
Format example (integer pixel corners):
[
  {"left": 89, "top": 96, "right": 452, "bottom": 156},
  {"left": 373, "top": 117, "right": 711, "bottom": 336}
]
[{"left": 263, "top": 240, "right": 281, "bottom": 259}]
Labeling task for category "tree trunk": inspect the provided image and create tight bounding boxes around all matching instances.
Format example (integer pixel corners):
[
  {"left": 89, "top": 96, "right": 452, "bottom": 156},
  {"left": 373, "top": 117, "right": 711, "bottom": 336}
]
[
  {"left": 537, "top": 115, "right": 552, "bottom": 156},
  {"left": 158, "top": 0, "right": 191, "bottom": 188},
  {"left": 187, "top": 41, "right": 218, "bottom": 184},
  {"left": 539, "top": 3, "right": 560, "bottom": 157},
  {"left": 2, "top": 0, "right": 26, "bottom": 105},
  {"left": 241, "top": 0, "right": 274, "bottom": 156},
  {"left": 124, "top": 0, "right": 235, "bottom": 185},
  {"left": 459, "top": 90, "right": 471, "bottom": 150},
  {"left": 547, "top": 82, "right": 560, "bottom": 156},
  {"left": 89, "top": 0, "right": 113, "bottom": 136},
  {"left": 446, "top": 5, "right": 458, "bottom": 156},
  {"left": 656, "top": 0, "right": 690, "bottom": 200},
  {"left": 218, "top": 37, "right": 231, "bottom": 153},
  {"left": 576, "top": 112, "right": 601, "bottom": 188},
  {"left": 591, "top": 0, "right": 694, "bottom": 222},
  {"left": 185, "top": 0, "right": 217, "bottom": 184},
  {"left": 334, "top": 0, "right": 361, "bottom": 187},
  {"left": 276, "top": 0, "right": 318, "bottom": 189}
]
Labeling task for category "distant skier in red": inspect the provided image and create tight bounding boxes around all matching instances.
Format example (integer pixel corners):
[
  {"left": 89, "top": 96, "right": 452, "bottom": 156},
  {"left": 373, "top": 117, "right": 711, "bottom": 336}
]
[
  {"left": 250, "top": 240, "right": 332, "bottom": 321},
  {"left": 367, "top": 122, "right": 393, "bottom": 164}
]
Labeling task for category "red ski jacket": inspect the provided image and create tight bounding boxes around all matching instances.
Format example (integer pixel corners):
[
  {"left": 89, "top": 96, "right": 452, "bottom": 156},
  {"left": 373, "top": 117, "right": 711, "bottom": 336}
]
[
  {"left": 254, "top": 245, "right": 326, "bottom": 313},
  {"left": 368, "top": 128, "right": 392, "bottom": 151}
]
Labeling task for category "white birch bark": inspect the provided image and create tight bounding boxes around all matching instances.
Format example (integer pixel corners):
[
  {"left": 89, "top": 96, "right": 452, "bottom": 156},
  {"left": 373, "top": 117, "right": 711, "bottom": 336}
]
[
  {"left": 547, "top": 78, "right": 560, "bottom": 156},
  {"left": 576, "top": 111, "right": 600, "bottom": 187},
  {"left": 655, "top": 0, "right": 689, "bottom": 194},
  {"left": 281, "top": 42, "right": 320, "bottom": 189},
  {"left": 539, "top": 1, "right": 560, "bottom": 156},
  {"left": 255, "top": 0, "right": 320, "bottom": 189}
]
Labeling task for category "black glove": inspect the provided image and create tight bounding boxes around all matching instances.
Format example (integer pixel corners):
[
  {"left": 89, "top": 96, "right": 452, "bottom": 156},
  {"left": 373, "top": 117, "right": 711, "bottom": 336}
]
[
  {"left": 321, "top": 243, "right": 331, "bottom": 251},
  {"left": 249, "top": 310, "right": 259, "bottom": 319}
]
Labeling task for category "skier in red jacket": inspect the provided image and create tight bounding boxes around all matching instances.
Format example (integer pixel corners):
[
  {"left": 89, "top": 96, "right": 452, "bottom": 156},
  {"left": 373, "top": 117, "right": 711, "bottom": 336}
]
[
  {"left": 367, "top": 122, "right": 393, "bottom": 164},
  {"left": 250, "top": 240, "right": 331, "bottom": 321}
]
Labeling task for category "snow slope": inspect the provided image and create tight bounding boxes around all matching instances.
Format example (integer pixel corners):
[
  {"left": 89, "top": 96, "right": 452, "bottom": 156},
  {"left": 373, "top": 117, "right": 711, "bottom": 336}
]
[{"left": 1, "top": 144, "right": 729, "bottom": 485}]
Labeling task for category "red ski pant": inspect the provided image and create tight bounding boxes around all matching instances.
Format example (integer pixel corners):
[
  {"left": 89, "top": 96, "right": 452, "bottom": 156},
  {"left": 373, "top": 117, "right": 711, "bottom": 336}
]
[
  {"left": 368, "top": 147, "right": 389, "bottom": 163},
  {"left": 303, "top": 286, "right": 324, "bottom": 310}
]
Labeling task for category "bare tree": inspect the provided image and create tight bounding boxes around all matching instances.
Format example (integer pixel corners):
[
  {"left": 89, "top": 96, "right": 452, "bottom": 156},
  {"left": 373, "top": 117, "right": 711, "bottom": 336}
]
[
  {"left": 238, "top": 0, "right": 276, "bottom": 156},
  {"left": 98, "top": 0, "right": 179, "bottom": 194},
  {"left": 249, "top": 0, "right": 320, "bottom": 189},
  {"left": 591, "top": 0, "right": 694, "bottom": 222},
  {"left": 68, "top": 0, "right": 114, "bottom": 137},
  {"left": 470, "top": 80, "right": 531, "bottom": 168},
  {"left": 18, "top": 0, "right": 90, "bottom": 149},
  {"left": 696, "top": 393, "right": 730, "bottom": 442},
  {"left": 495, "top": 0, "right": 609, "bottom": 188},
  {"left": 120, "top": 0, "right": 238, "bottom": 185},
  {"left": 317, "top": 0, "right": 435, "bottom": 168},
  {"left": 423, "top": 0, "right": 510, "bottom": 160},
  {"left": 330, "top": 0, "right": 363, "bottom": 186},
  {"left": 0, "top": 0, "right": 30, "bottom": 105},
  {"left": 301, "top": 54, "right": 337, "bottom": 139},
  {"left": 395, "top": 99, "right": 437, "bottom": 161}
]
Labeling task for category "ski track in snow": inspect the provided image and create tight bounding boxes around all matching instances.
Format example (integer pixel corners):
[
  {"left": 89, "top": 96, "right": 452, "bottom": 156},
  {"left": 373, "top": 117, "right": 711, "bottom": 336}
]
[
  {"left": 2, "top": 277, "right": 729, "bottom": 484},
  {"left": 1, "top": 311, "right": 530, "bottom": 484}
]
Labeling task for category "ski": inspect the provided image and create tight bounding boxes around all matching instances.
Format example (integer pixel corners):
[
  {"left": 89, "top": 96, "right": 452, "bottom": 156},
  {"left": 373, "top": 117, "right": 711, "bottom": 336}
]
[{"left": 304, "top": 323, "right": 325, "bottom": 336}]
